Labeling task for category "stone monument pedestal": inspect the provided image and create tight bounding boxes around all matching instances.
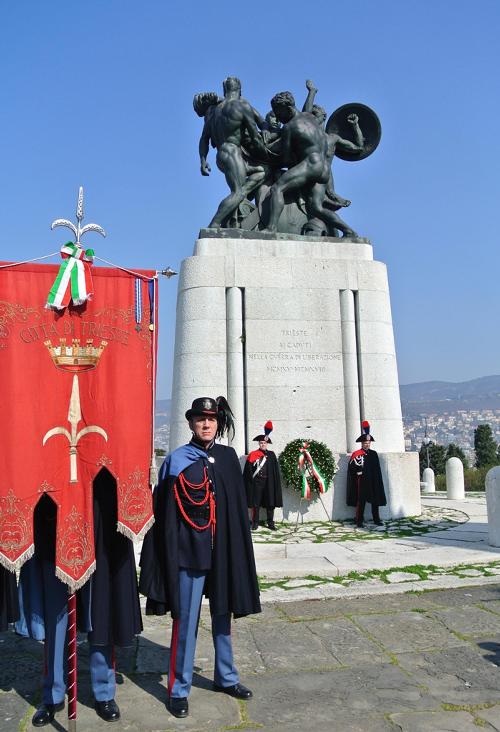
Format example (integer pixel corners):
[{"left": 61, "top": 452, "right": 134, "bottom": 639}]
[{"left": 170, "top": 230, "right": 421, "bottom": 520}]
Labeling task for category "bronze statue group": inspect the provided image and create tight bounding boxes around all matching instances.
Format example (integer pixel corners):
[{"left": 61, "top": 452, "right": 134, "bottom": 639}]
[{"left": 194, "top": 77, "right": 380, "bottom": 237}]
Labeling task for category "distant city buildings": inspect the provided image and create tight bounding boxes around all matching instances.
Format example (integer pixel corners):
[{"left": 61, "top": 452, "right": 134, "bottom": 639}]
[
  {"left": 154, "top": 404, "right": 170, "bottom": 452},
  {"left": 155, "top": 405, "right": 500, "bottom": 464},
  {"left": 403, "top": 409, "right": 500, "bottom": 463}
]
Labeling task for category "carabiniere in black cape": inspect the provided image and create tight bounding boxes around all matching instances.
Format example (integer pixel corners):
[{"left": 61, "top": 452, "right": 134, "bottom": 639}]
[
  {"left": 346, "top": 448, "right": 387, "bottom": 508},
  {"left": 243, "top": 449, "right": 283, "bottom": 509},
  {"left": 139, "top": 442, "right": 261, "bottom": 619}
]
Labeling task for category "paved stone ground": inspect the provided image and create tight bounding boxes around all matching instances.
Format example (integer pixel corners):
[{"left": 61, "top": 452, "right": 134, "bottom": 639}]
[
  {"left": 2, "top": 585, "right": 500, "bottom": 732},
  {"left": 4, "top": 494, "right": 500, "bottom": 731},
  {"left": 251, "top": 502, "right": 470, "bottom": 544},
  {"left": 253, "top": 495, "right": 500, "bottom": 595}
]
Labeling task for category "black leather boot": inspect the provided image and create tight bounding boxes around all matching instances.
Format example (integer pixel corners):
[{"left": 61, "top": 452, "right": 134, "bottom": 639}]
[
  {"left": 32, "top": 702, "right": 64, "bottom": 727},
  {"left": 266, "top": 508, "right": 276, "bottom": 530},
  {"left": 251, "top": 508, "right": 259, "bottom": 530}
]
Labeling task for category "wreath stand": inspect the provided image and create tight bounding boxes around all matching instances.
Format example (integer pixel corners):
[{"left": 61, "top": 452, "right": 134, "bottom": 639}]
[{"left": 294, "top": 465, "right": 334, "bottom": 531}]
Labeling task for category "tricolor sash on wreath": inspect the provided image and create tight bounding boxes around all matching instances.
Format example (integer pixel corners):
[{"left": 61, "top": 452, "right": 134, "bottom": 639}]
[{"left": 297, "top": 442, "right": 327, "bottom": 500}]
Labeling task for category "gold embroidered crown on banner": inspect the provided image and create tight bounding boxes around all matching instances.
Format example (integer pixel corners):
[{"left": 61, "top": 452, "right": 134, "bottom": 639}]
[{"left": 44, "top": 338, "right": 108, "bottom": 372}]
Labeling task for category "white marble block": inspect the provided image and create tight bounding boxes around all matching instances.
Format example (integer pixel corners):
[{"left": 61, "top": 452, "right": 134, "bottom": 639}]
[
  {"left": 486, "top": 466, "right": 500, "bottom": 546},
  {"left": 446, "top": 457, "right": 465, "bottom": 500},
  {"left": 169, "top": 232, "right": 421, "bottom": 520},
  {"left": 422, "top": 467, "right": 435, "bottom": 493}
]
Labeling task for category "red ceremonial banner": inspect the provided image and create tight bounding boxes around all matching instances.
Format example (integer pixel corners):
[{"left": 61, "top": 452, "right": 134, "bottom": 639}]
[{"left": 0, "top": 262, "right": 158, "bottom": 590}]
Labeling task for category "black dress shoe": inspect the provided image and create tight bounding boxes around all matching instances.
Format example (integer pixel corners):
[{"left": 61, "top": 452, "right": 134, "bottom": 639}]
[
  {"left": 356, "top": 522, "right": 364, "bottom": 528},
  {"left": 95, "top": 699, "right": 121, "bottom": 722},
  {"left": 267, "top": 521, "right": 277, "bottom": 531},
  {"left": 169, "top": 696, "right": 189, "bottom": 718},
  {"left": 32, "top": 702, "right": 64, "bottom": 727},
  {"left": 251, "top": 521, "right": 259, "bottom": 531},
  {"left": 373, "top": 520, "right": 384, "bottom": 526},
  {"left": 214, "top": 682, "right": 253, "bottom": 699}
]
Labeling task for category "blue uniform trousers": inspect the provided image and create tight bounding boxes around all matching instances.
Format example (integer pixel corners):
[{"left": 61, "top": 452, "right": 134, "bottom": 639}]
[
  {"left": 168, "top": 568, "right": 238, "bottom": 698},
  {"left": 18, "top": 559, "right": 115, "bottom": 704}
]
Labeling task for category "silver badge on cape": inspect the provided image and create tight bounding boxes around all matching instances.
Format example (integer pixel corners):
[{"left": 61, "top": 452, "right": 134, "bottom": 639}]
[{"left": 208, "top": 456, "right": 215, "bottom": 463}]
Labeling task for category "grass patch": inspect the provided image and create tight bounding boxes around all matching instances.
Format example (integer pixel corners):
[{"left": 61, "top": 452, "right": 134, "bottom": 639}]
[
  {"left": 259, "top": 560, "right": 500, "bottom": 593},
  {"left": 222, "top": 700, "right": 264, "bottom": 730},
  {"left": 442, "top": 703, "right": 495, "bottom": 713}
]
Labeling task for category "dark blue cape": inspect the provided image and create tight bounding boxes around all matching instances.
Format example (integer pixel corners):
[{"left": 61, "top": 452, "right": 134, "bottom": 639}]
[{"left": 139, "top": 442, "right": 261, "bottom": 619}]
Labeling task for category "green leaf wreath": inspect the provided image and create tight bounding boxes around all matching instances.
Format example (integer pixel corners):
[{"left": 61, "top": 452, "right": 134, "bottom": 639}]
[{"left": 279, "top": 439, "right": 337, "bottom": 500}]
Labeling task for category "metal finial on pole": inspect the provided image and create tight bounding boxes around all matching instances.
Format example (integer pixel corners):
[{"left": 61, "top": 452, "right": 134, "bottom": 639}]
[
  {"left": 159, "top": 267, "right": 177, "bottom": 278},
  {"left": 76, "top": 186, "right": 84, "bottom": 223},
  {"left": 51, "top": 186, "right": 106, "bottom": 246}
]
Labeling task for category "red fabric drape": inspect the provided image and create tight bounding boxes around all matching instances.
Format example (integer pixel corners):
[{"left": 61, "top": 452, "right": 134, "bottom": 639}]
[{"left": 0, "top": 262, "right": 157, "bottom": 590}]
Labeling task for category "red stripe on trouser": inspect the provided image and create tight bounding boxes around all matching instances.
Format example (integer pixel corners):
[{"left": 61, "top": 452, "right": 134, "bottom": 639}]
[
  {"left": 168, "top": 619, "right": 180, "bottom": 696},
  {"left": 356, "top": 477, "right": 362, "bottom": 523}
]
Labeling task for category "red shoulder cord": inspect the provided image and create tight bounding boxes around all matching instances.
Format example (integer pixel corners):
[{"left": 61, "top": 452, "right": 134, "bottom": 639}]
[{"left": 174, "top": 466, "right": 216, "bottom": 541}]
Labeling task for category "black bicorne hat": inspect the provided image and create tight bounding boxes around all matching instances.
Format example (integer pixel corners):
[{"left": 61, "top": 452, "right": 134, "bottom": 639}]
[
  {"left": 185, "top": 396, "right": 235, "bottom": 440},
  {"left": 253, "top": 435, "right": 273, "bottom": 444},
  {"left": 355, "top": 420, "right": 375, "bottom": 443},
  {"left": 252, "top": 420, "right": 273, "bottom": 443}
]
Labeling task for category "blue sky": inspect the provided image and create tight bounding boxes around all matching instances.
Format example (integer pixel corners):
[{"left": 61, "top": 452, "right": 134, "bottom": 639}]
[{"left": 1, "top": 0, "right": 499, "bottom": 398}]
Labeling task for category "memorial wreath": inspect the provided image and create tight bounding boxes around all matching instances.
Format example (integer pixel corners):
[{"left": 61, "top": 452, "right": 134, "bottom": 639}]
[{"left": 279, "top": 439, "right": 336, "bottom": 500}]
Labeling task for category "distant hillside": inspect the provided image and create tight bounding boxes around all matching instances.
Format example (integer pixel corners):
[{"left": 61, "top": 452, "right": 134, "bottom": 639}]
[
  {"left": 157, "top": 377, "right": 500, "bottom": 424},
  {"left": 156, "top": 399, "right": 171, "bottom": 414},
  {"left": 155, "top": 399, "right": 171, "bottom": 427},
  {"left": 400, "top": 375, "right": 500, "bottom": 416}
]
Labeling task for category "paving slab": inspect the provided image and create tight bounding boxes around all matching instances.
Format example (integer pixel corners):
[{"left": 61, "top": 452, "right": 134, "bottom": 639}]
[
  {"left": 305, "top": 617, "right": 389, "bottom": 666},
  {"left": 250, "top": 718, "right": 395, "bottom": 732},
  {"left": 395, "top": 645, "right": 500, "bottom": 705},
  {"left": 278, "top": 596, "right": 353, "bottom": 620},
  {"left": 417, "top": 586, "right": 500, "bottom": 608},
  {"left": 252, "top": 544, "right": 286, "bottom": 560},
  {"left": 250, "top": 620, "right": 338, "bottom": 670},
  {"left": 352, "top": 610, "right": 467, "bottom": 653},
  {"left": 257, "top": 556, "right": 339, "bottom": 578},
  {"left": 286, "top": 592, "right": 441, "bottom": 617},
  {"left": 430, "top": 605, "right": 500, "bottom": 637},
  {"left": 387, "top": 572, "right": 422, "bottom": 583},
  {"left": 246, "top": 664, "right": 438, "bottom": 724},
  {"left": 480, "top": 599, "right": 500, "bottom": 615},
  {"left": 477, "top": 705, "right": 500, "bottom": 731},
  {"left": 390, "top": 710, "right": 485, "bottom": 732}
]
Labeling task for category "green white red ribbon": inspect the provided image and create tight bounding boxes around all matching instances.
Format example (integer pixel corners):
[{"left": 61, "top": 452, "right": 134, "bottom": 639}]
[
  {"left": 46, "top": 242, "right": 95, "bottom": 311},
  {"left": 298, "top": 442, "right": 327, "bottom": 499}
]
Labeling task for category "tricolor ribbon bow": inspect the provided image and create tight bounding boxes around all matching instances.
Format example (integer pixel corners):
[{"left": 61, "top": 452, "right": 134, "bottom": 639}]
[
  {"left": 297, "top": 441, "right": 327, "bottom": 500},
  {"left": 46, "top": 242, "right": 95, "bottom": 311}
]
